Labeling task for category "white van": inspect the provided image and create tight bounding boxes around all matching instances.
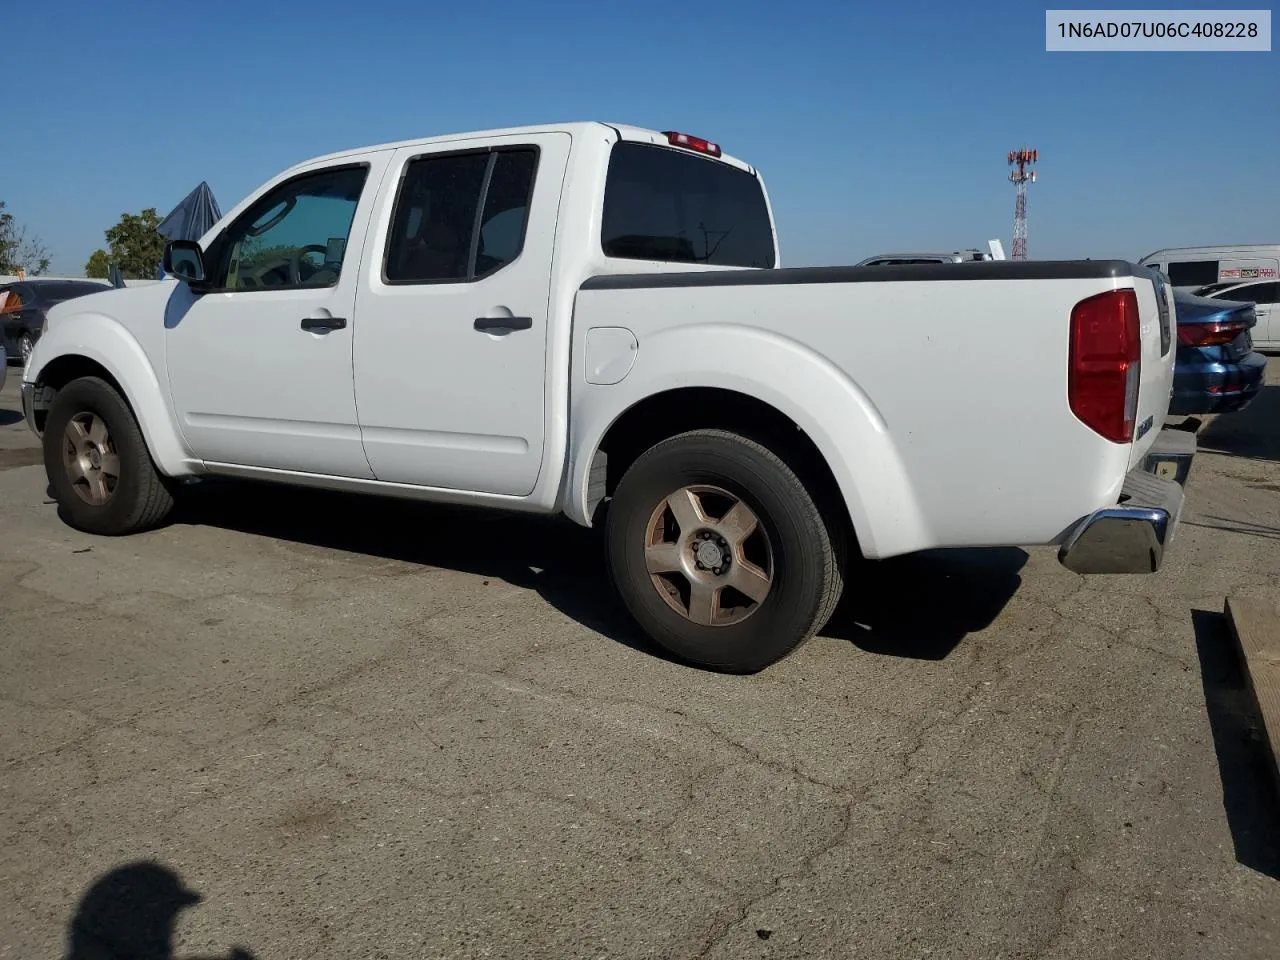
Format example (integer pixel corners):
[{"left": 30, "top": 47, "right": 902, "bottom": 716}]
[{"left": 1139, "top": 244, "right": 1280, "bottom": 291}]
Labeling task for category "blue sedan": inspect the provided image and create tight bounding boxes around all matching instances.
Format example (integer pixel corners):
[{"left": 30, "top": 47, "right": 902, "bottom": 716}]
[{"left": 1169, "top": 291, "right": 1267, "bottom": 416}]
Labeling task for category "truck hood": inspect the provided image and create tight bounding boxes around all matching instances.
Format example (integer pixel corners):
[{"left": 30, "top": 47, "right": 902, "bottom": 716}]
[{"left": 44, "top": 280, "right": 181, "bottom": 335}]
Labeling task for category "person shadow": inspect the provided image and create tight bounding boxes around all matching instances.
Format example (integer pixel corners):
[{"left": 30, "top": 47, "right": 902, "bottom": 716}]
[{"left": 65, "top": 861, "right": 256, "bottom": 960}]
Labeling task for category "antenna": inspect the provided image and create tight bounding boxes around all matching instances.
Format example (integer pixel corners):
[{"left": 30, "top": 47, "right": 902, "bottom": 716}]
[{"left": 1007, "top": 147, "right": 1038, "bottom": 261}]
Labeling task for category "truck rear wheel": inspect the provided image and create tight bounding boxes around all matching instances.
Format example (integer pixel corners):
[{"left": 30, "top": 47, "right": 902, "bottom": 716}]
[
  {"left": 606, "top": 429, "right": 845, "bottom": 672},
  {"left": 43, "top": 376, "right": 175, "bottom": 536}
]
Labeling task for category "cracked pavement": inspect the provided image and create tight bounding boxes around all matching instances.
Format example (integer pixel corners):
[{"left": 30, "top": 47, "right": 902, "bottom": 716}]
[{"left": 2, "top": 370, "right": 1280, "bottom": 959}]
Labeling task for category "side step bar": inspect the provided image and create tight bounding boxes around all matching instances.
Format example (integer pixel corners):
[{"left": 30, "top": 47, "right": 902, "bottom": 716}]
[{"left": 1141, "top": 427, "right": 1196, "bottom": 486}]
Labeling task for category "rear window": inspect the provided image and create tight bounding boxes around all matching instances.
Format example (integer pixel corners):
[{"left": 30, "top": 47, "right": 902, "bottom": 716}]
[
  {"left": 601, "top": 142, "right": 775, "bottom": 268},
  {"left": 1166, "top": 260, "right": 1218, "bottom": 287}
]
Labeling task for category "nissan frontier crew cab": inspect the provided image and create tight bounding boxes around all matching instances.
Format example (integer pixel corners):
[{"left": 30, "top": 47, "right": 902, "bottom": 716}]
[{"left": 22, "top": 122, "right": 1191, "bottom": 672}]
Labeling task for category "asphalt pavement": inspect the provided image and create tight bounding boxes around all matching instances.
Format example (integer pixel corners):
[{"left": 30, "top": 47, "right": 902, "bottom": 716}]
[{"left": 2, "top": 365, "right": 1280, "bottom": 959}]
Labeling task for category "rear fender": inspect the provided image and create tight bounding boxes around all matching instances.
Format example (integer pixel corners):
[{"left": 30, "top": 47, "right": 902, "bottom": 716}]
[
  {"left": 25, "top": 314, "right": 198, "bottom": 477},
  {"left": 566, "top": 323, "right": 930, "bottom": 559}
]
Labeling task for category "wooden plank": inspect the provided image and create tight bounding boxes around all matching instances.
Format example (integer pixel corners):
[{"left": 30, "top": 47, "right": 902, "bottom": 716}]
[{"left": 1225, "top": 596, "right": 1280, "bottom": 795}]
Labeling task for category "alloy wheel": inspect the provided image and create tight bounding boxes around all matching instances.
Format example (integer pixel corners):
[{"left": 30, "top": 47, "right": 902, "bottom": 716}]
[
  {"left": 643, "top": 484, "right": 774, "bottom": 626},
  {"left": 62, "top": 412, "right": 120, "bottom": 505}
]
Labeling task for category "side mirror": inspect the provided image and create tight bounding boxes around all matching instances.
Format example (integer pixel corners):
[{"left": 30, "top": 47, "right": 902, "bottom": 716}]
[{"left": 163, "top": 240, "right": 206, "bottom": 284}]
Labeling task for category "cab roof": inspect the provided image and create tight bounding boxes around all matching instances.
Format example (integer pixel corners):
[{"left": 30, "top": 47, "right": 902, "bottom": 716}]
[{"left": 288, "top": 121, "right": 756, "bottom": 176}]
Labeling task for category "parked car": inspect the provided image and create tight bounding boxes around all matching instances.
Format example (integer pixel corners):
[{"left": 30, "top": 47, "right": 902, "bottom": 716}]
[
  {"left": 1168, "top": 290, "right": 1267, "bottom": 415},
  {"left": 21, "top": 121, "right": 1191, "bottom": 672},
  {"left": 1191, "top": 278, "right": 1279, "bottom": 352},
  {"left": 2, "top": 279, "right": 111, "bottom": 365},
  {"left": 856, "top": 249, "right": 991, "bottom": 265}
]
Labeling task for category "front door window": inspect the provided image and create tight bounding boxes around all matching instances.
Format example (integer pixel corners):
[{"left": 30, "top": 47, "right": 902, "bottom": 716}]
[{"left": 209, "top": 166, "right": 368, "bottom": 292}]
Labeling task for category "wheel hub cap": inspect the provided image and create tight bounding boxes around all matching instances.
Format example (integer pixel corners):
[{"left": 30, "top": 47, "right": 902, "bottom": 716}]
[
  {"left": 695, "top": 538, "right": 725, "bottom": 569},
  {"left": 62, "top": 412, "right": 120, "bottom": 506},
  {"left": 644, "top": 484, "right": 774, "bottom": 627}
]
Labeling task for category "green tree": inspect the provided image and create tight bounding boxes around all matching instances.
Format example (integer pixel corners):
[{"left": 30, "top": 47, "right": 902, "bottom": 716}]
[
  {"left": 0, "top": 200, "right": 51, "bottom": 276},
  {"left": 85, "top": 249, "right": 110, "bottom": 279},
  {"left": 103, "top": 208, "right": 166, "bottom": 279}
]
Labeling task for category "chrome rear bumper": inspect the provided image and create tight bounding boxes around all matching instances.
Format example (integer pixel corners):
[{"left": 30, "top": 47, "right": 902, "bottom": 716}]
[{"left": 1058, "top": 429, "right": 1194, "bottom": 575}]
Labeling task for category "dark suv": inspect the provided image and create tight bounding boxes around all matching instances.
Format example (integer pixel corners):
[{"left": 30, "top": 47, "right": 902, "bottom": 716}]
[{"left": 2, "top": 278, "right": 111, "bottom": 365}]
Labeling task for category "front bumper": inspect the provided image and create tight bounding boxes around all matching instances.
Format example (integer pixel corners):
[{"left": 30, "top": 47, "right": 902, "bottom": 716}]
[
  {"left": 1058, "top": 428, "right": 1195, "bottom": 575},
  {"left": 20, "top": 381, "right": 37, "bottom": 435}
]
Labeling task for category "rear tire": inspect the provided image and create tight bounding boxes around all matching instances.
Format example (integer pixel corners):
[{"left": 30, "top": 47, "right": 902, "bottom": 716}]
[
  {"left": 606, "top": 429, "right": 845, "bottom": 673},
  {"left": 43, "top": 376, "right": 175, "bottom": 535}
]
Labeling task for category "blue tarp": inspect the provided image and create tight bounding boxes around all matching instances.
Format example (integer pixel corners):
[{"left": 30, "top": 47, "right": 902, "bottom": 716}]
[
  {"left": 154, "top": 181, "right": 223, "bottom": 279},
  {"left": 157, "top": 181, "right": 222, "bottom": 244},
  {"left": 155, "top": 181, "right": 224, "bottom": 277}
]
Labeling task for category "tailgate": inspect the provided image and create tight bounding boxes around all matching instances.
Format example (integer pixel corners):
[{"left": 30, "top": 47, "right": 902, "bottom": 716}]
[{"left": 1128, "top": 270, "right": 1176, "bottom": 469}]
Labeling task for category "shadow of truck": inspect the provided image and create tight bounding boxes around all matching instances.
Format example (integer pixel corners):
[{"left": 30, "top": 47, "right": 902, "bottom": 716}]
[
  {"left": 174, "top": 479, "right": 1026, "bottom": 666},
  {"left": 1197, "top": 384, "right": 1280, "bottom": 464}
]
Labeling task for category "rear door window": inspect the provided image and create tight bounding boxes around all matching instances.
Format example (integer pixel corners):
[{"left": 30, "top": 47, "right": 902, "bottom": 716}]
[
  {"left": 385, "top": 148, "right": 538, "bottom": 284},
  {"left": 601, "top": 142, "right": 775, "bottom": 268}
]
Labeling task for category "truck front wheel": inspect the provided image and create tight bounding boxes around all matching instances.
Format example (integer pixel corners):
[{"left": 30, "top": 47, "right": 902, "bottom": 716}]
[
  {"left": 42, "top": 376, "right": 175, "bottom": 536},
  {"left": 606, "top": 429, "right": 845, "bottom": 672}
]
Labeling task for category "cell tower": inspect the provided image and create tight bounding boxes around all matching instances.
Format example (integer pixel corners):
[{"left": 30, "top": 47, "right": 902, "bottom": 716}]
[{"left": 1007, "top": 147, "right": 1038, "bottom": 261}]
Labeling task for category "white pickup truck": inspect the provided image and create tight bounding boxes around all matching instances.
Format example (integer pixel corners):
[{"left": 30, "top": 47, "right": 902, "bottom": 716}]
[{"left": 22, "top": 121, "right": 1193, "bottom": 672}]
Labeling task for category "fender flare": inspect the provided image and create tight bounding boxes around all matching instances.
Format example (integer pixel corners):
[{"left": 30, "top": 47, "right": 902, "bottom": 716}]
[
  {"left": 27, "top": 314, "right": 198, "bottom": 477},
  {"left": 564, "top": 323, "right": 930, "bottom": 559}
]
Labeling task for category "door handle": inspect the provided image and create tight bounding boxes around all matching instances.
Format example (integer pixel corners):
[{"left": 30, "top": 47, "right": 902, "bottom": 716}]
[
  {"left": 300, "top": 315, "right": 347, "bottom": 332},
  {"left": 474, "top": 316, "right": 533, "bottom": 332}
]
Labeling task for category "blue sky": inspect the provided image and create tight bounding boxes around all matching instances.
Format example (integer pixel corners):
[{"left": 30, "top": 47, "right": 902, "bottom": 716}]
[{"left": 4, "top": 0, "right": 1276, "bottom": 274}]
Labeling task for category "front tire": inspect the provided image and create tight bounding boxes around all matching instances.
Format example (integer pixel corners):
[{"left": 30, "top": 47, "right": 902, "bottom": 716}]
[
  {"left": 606, "top": 429, "right": 845, "bottom": 673},
  {"left": 43, "top": 376, "right": 175, "bottom": 535}
]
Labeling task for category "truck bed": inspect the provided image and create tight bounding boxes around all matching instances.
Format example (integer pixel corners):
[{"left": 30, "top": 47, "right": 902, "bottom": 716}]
[{"left": 574, "top": 259, "right": 1174, "bottom": 559}]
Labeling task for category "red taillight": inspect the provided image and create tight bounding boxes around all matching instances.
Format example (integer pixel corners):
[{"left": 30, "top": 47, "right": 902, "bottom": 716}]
[
  {"left": 662, "top": 131, "right": 722, "bottom": 157},
  {"left": 1068, "top": 289, "right": 1141, "bottom": 444},
  {"left": 1177, "top": 320, "right": 1248, "bottom": 347},
  {"left": 0, "top": 291, "right": 22, "bottom": 315}
]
